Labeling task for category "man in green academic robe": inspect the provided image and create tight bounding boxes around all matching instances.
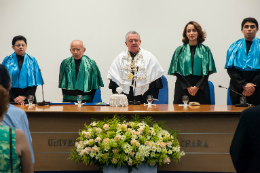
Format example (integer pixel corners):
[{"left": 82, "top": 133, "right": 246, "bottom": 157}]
[{"left": 59, "top": 40, "right": 104, "bottom": 102}]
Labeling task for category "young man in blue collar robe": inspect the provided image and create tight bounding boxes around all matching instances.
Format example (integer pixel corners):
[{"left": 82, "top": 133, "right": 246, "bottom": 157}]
[
  {"left": 225, "top": 17, "right": 260, "bottom": 106},
  {"left": 59, "top": 40, "right": 104, "bottom": 102},
  {"left": 2, "top": 35, "right": 43, "bottom": 105}
]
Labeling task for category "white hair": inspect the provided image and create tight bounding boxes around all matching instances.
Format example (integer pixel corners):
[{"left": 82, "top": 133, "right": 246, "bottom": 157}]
[
  {"left": 125, "top": 31, "right": 141, "bottom": 41},
  {"left": 71, "top": 40, "right": 85, "bottom": 48}
]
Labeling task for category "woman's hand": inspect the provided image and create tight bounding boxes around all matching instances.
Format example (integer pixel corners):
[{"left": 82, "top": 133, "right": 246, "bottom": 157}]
[
  {"left": 14, "top": 96, "right": 27, "bottom": 105},
  {"left": 187, "top": 86, "right": 199, "bottom": 96}
]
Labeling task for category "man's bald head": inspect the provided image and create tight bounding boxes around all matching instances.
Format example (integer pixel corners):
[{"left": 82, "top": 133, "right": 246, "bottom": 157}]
[{"left": 70, "top": 40, "right": 86, "bottom": 60}]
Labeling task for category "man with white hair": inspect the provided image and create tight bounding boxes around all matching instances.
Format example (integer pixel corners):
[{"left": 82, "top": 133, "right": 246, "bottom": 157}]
[
  {"left": 59, "top": 40, "right": 103, "bottom": 102},
  {"left": 108, "top": 31, "right": 164, "bottom": 104}
]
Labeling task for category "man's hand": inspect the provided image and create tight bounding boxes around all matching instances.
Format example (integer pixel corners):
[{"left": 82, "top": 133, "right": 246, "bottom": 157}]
[
  {"left": 187, "top": 86, "right": 199, "bottom": 96},
  {"left": 242, "top": 90, "right": 252, "bottom": 97},
  {"left": 243, "top": 83, "right": 256, "bottom": 94},
  {"left": 14, "top": 96, "right": 27, "bottom": 105}
]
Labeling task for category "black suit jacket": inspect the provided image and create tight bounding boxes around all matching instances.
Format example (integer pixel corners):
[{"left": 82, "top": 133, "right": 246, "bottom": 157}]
[{"left": 230, "top": 105, "right": 260, "bottom": 172}]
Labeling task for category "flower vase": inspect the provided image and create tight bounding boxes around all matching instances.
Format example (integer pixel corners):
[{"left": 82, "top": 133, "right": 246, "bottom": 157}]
[{"left": 103, "top": 164, "right": 157, "bottom": 173}]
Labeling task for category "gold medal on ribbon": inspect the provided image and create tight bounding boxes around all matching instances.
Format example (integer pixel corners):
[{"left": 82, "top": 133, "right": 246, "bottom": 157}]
[{"left": 128, "top": 73, "right": 133, "bottom": 79}]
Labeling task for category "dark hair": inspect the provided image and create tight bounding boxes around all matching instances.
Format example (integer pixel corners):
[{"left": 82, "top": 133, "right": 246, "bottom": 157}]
[
  {"left": 182, "top": 21, "right": 206, "bottom": 44},
  {"left": 0, "top": 85, "right": 9, "bottom": 117},
  {"left": 0, "top": 65, "right": 11, "bottom": 90},
  {"left": 241, "top": 17, "right": 258, "bottom": 29},
  {"left": 12, "top": 35, "right": 27, "bottom": 46}
]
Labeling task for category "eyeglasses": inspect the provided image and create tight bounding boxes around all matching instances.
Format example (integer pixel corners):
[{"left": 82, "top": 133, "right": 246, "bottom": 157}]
[
  {"left": 128, "top": 39, "right": 140, "bottom": 43},
  {"left": 15, "top": 44, "right": 26, "bottom": 47},
  {"left": 244, "top": 25, "right": 256, "bottom": 29},
  {"left": 70, "top": 48, "right": 83, "bottom": 52}
]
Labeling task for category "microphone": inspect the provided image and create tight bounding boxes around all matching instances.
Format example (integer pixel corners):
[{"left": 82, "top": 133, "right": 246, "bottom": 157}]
[
  {"left": 37, "top": 69, "right": 51, "bottom": 106},
  {"left": 218, "top": 85, "right": 244, "bottom": 97},
  {"left": 218, "top": 85, "right": 249, "bottom": 107}
]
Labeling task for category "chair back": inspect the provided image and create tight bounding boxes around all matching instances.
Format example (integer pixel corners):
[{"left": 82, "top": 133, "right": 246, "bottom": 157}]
[
  {"left": 92, "top": 86, "right": 102, "bottom": 102},
  {"left": 227, "top": 88, "right": 232, "bottom": 105},
  {"left": 208, "top": 81, "right": 215, "bottom": 105},
  {"left": 154, "top": 75, "right": 168, "bottom": 104}
]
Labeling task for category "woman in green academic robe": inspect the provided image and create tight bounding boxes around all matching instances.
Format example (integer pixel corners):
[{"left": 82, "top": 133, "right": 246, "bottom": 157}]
[{"left": 168, "top": 21, "right": 216, "bottom": 104}]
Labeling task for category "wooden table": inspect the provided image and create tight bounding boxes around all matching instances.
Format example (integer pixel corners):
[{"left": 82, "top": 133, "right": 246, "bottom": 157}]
[{"left": 16, "top": 104, "right": 248, "bottom": 172}]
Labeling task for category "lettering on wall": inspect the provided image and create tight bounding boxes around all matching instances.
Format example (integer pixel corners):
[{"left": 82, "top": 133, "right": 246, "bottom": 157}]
[
  {"left": 180, "top": 140, "right": 208, "bottom": 147},
  {"left": 48, "top": 139, "right": 77, "bottom": 146}
]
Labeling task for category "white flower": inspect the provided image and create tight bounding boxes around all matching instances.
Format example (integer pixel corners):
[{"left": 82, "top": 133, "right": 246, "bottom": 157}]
[
  {"left": 180, "top": 151, "right": 185, "bottom": 156},
  {"left": 83, "top": 140, "right": 88, "bottom": 145},
  {"left": 103, "top": 124, "right": 110, "bottom": 130},
  {"left": 167, "top": 142, "right": 172, "bottom": 147},
  {"left": 128, "top": 159, "right": 133, "bottom": 166},
  {"left": 168, "top": 150, "right": 173, "bottom": 154},
  {"left": 90, "top": 122, "right": 97, "bottom": 126},
  {"left": 121, "top": 135, "right": 126, "bottom": 141},
  {"left": 114, "top": 134, "right": 121, "bottom": 141},
  {"left": 137, "top": 127, "right": 144, "bottom": 133},
  {"left": 144, "top": 146, "right": 150, "bottom": 151},
  {"left": 125, "top": 149, "right": 129, "bottom": 154},
  {"left": 95, "top": 137, "right": 102, "bottom": 143},
  {"left": 140, "top": 150, "right": 145, "bottom": 156},
  {"left": 90, "top": 153, "right": 95, "bottom": 157},
  {"left": 124, "top": 155, "right": 129, "bottom": 161},
  {"left": 157, "top": 148, "right": 161, "bottom": 152},
  {"left": 151, "top": 152, "right": 156, "bottom": 157},
  {"left": 92, "top": 145, "right": 99, "bottom": 153},
  {"left": 82, "top": 131, "right": 91, "bottom": 138},
  {"left": 121, "top": 124, "right": 127, "bottom": 130},
  {"left": 144, "top": 151, "right": 149, "bottom": 157},
  {"left": 151, "top": 146, "right": 156, "bottom": 152},
  {"left": 96, "top": 128, "right": 102, "bottom": 134},
  {"left": 163, "top": 157, "right": 171, "bottom": 164}
]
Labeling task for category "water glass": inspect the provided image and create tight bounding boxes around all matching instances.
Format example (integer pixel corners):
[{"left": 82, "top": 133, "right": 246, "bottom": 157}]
[
  {"left": 240, "top": 96, "right": 247, "bottom": 104},
  {"left": 147, "top": 95, "right": 153, "bottom": 105},
  {"left": 77, "top": 95, "right": 83, "bottom": 105},
  {"left": 28, "top": 95, "right": 34, "bottom": 106},
  {"left": 182, "top": 95, "right": 189, "bottom": 106}
]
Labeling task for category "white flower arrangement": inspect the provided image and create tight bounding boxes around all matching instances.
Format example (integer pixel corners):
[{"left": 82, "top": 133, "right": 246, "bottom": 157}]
[{"left": 69, "top": 115, "right": 184, "bottom": 172}]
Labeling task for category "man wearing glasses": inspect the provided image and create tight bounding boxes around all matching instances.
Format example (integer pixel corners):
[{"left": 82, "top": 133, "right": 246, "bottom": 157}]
[
  {"left": 225, "top": 17, "right": 260, "bottom": 106},
  {"left": 2, "top": 35, "right": 43, "bottom": 105},
  {"left": 59, "top": 40, "right": 103, "bottom": 102},
  {"left": 107, "top": 31, "right": 164, "bottom": 104}
]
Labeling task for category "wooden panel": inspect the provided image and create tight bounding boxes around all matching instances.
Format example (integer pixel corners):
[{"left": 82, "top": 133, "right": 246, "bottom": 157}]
[
  {"left": 158, "top": 154, "right": 235, "bottom": 172},
  {"left": 28, "top": 113, "right": 239, "bottom": 133},
  {"left": 32, "top": 133, "right": 233, "bottom": 153},
  {"left": 34, "top": 153, "right": 97, "bottom": 171},
  {"left": 21, "top": 105, "right": 243, "bottom": 172},
  {"left": 34, "top": 153, "right": 236, "bottom": 172},
  {"left": 16, "top": 104, "right": 248, "bottom": 114}
]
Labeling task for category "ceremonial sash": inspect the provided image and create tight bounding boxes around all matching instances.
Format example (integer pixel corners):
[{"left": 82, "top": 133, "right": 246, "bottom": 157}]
[
  {"left": 2, "top": 52, "right": 43, "bottom": 89},
  {"left": 168, "top": 43, "right": 216, "bottom": 76},
  {"left": 59, "top": 55, "right": 104, "bottom": 92},
  {"left": 225, "top": 37, "right": 260, "bottom": 71}
]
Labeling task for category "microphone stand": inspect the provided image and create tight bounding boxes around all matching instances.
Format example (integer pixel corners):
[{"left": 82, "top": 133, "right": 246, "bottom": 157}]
[
  {"left": 218, "top": 85, "right": 249, "bottom": 107},
  {"left": 37, "top": 69, "right": 51, "bottom": 106}
]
